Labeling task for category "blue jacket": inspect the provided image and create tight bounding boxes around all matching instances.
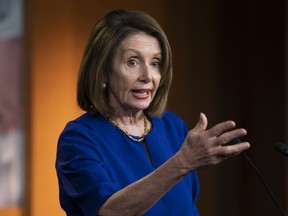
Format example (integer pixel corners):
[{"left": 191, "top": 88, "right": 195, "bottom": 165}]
[{"left": 56, "top": 111, "right": 199, "bottom": 216}]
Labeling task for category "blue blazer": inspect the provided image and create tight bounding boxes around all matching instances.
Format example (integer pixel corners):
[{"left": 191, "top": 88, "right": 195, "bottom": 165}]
[{"left": 56, "top": 111, "right": 200, "bottom": 216}]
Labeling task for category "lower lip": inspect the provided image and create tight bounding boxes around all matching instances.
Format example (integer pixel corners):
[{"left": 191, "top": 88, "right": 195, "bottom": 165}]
[{"left": 132, "top": 91, "right": 150, "bottom": 99}]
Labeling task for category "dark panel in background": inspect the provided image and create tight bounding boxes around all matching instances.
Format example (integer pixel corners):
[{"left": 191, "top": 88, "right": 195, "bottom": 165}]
[{"left": 164, "top": 1, "right": 286, "bottom": 215}]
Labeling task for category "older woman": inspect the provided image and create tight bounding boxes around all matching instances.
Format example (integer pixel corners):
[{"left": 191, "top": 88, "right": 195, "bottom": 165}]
[{"left": 55, "top": 9, "right": 250, "bottom": 216}]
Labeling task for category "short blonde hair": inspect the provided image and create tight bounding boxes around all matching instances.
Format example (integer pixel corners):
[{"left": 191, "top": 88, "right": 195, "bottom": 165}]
[{"left": 77, "top": 9, "right": 173, "bottom": 117}]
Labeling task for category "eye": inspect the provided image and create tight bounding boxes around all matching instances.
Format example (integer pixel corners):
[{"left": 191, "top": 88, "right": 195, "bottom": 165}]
[
  {"left": 127, "top": 59, "right": 138, "bottom": 67},
  {"left": 151, "top": 59, "right": 161, "bottom": 68}
]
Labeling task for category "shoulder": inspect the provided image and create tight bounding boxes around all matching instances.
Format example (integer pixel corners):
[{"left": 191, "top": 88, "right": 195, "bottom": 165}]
[
  {"left": 63, "top": 112, "right": 106, "bottom": 131},
  {"left": 58, "top": 112, "right": 108, "bottom": 142},
  {"left": 56, "top": 112, "right": 109, "bottom": 158},
  {"left": 152, "top": 111, "right": 186, "bottom": 127},
  {"left": 162, "top": 111, "right": 184, "bottom": 121},
  {"left": 151, "top": 111, "right": 188, "bottom": 136}
]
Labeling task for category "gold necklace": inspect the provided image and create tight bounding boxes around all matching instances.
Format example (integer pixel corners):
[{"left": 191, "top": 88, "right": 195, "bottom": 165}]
[{"left": 107, "top": 115, "right": 149, "bottom": 142}]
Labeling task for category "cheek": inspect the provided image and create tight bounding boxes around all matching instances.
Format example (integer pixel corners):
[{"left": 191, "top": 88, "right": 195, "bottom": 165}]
[
  {"left": 109, "top": 74, "right": 132, "bottom": 96},
  {"left": 109, "top": 69, "right": 124, "bottom": 86},
  {"left": 155, "top": 74, "right": 161, "bottom": 88}
]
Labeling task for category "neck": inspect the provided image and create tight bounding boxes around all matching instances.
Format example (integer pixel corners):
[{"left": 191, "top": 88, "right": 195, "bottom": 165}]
[
  {"left": 107, "top": 111, "right": 150, "bottom": 139},
  {"left": 111, "top": 110, "right": 145, "bottom": 126}
]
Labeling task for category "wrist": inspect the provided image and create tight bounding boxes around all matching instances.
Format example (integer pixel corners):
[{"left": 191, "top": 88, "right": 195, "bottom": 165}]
[{"left": 173, "top": 150, "right": 198, "bottom": 175}]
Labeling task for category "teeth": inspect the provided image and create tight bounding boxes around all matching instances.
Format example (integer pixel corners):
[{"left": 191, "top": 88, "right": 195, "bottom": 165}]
[
  {"left": 136, "top": 91, "right": 148, "bottom": 95},
  {"left": 132, "top": 90, "right": 149, "bottom": 97},
  {"left": 133, "top": 90, "right": 148, "bottom": 94}
]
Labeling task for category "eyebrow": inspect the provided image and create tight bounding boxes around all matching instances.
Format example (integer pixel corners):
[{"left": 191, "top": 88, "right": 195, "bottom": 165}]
[{"left": 122, "top": 48, "right": 162, "bottom": 57}]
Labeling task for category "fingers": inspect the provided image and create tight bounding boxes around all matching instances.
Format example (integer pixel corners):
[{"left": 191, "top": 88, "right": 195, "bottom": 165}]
[
  {"left": 215, "top": 128, "right": 247, "bottom": 146},
  {"left": 191, "top": 113, "right": 208, "bottom": 133},
  {"left": 204, "top": 118, "right": 248, "bottom": 147},
  {"left": 190, "top": 113, "right": 249, "bottom": 150},
  {"left": 190, "top": 113, "right": 247, "bottom": 147},
  {"left": 179, "top": 113, "right": 251, "bottom": 170},
  {"left": 217, "top": 141, "right": 250, "bottom": 157},
  {"left": 191, "top": 114, "right": 250, "bottom": 158},
  {"left": 208, "top": 124, "right": 250, "bottom": 159},
  {"left": 206, "top": 120, "right": 236, "bottom": 137}
]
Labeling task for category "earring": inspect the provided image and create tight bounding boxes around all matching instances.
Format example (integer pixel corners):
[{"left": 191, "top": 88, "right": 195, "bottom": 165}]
[{"left": 102, "top": 83, "right": 107, "bottom": 88}]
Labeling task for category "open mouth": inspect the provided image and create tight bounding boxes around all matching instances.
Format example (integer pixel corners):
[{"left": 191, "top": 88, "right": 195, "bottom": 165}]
[{"left": 131, "top": 89, "right": 150, "bottom": 98}]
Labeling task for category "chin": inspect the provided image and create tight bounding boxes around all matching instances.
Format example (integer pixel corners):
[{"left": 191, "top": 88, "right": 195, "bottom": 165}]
[{"left": 132, "top": 103, "right": 150, "bottom": 111}]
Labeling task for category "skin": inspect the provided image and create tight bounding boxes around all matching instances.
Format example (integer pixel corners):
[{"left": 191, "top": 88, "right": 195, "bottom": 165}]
[
  {"left": 98, "top": 32, "right": 250, "bottom": 216},
  {"left": 107, "top": 32, "right": 161, "bottom": 134}
]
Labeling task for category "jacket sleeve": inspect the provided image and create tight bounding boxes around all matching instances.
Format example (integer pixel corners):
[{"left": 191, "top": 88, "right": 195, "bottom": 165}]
[{"left": 55, "top": 123, "right": 118, "bottom": 216}]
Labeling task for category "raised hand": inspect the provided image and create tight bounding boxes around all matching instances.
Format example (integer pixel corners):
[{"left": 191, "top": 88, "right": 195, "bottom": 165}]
[{"left": 177, "top": 113, "right": 250, "bottom": 171}]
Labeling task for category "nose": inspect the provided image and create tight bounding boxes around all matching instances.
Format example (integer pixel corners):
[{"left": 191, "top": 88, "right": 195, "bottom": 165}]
[{"left": 139, "top": 64, "right": 152, "bottom": 83}]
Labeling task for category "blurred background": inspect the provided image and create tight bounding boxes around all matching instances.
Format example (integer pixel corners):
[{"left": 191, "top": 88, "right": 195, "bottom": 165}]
[{"left": 0, "top": 0, "right": 287, "bottom": 215}]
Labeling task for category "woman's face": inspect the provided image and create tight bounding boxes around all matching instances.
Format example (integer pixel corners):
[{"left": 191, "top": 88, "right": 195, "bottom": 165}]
[{"left": 107, "top": 32, "right": 162, "bottom": 115}]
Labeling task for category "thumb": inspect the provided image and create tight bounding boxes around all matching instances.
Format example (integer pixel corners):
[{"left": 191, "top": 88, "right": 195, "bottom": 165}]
[{"left": 191, "top": 112, "right": 208, "bottom": 133}]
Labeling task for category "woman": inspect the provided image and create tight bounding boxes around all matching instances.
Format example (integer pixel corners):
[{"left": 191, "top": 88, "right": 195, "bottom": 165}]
[{"left": 55, "top": 9, "right": 250, "bottom": 216}]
